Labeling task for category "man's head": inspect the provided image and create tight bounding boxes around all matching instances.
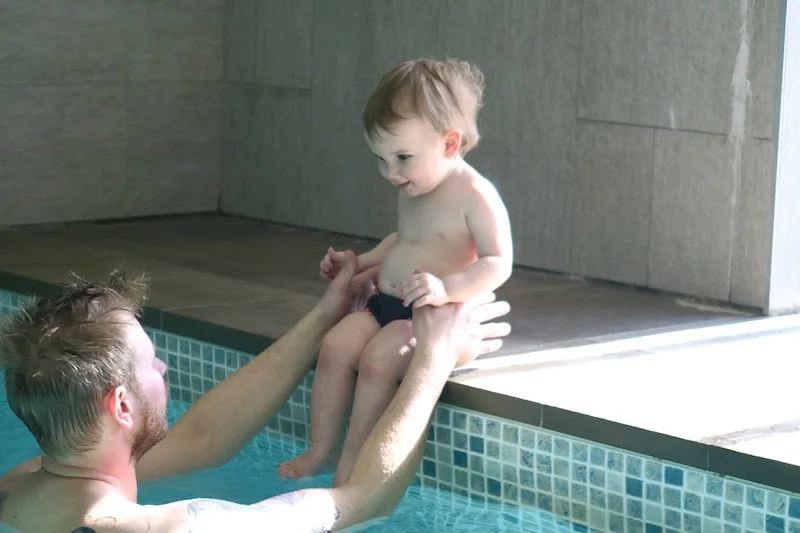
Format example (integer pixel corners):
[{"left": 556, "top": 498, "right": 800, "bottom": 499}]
[
  {"left": 0, "top": 270, "right": 169, "bottom": 465},
  {"left": 363, "top": 58, "right": 485, "bottom": 196}
]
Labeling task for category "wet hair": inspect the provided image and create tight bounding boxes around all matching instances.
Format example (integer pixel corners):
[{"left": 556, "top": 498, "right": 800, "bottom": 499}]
[
  {"left": 0, "top": 269, "right": 149, "bottom": 460},
  {"left": 363, "top": 57, "right": 486, "bottom": 155}
]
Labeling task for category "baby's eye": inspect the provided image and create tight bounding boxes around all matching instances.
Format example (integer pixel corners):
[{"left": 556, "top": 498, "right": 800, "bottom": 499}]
[{"left": 397, "top": 154, "right": 411, "bottom": 162}]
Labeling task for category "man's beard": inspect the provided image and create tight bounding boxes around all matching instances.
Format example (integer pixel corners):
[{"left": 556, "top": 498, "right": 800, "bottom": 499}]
[{"left": 130, "top": 393, "right": 169, "bottom": 463}]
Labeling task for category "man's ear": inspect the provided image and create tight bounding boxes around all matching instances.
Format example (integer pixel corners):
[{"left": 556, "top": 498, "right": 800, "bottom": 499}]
[
  {"left": 108, "top": 385, "right": 135, "bottom": 430},
  {"left": 443, "top": 129, "right": 462, "bottom": 157}
]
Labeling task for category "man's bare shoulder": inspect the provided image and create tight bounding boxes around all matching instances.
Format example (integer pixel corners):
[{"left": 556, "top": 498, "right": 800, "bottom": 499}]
[
  {"left": 60, "top": 499, "right": 190, "bottom": 533},
  {"left": 1, "top": 456, "right": 42, "bottom": 480},
  {"left": 0, "top": 469, "right": 184, "bottom": 533},
  {"left": 0, "top": 457, "right": 40, "bottom": 530},
  {"left": 1, "top": 471, "right": 355, "bottom": 532}
]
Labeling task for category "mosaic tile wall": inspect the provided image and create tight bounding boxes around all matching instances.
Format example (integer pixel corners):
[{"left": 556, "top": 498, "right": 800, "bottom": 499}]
[{"left": 2, "top": 289, "right": 800, "bottom": 533}]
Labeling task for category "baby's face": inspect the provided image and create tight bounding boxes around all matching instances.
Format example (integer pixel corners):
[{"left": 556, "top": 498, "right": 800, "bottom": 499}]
[{"left": 365, "top": 118, "right": 459, "bottom": 197}]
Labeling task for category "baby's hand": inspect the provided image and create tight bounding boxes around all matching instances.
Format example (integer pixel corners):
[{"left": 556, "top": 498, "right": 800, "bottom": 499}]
[
  {"left": 320, "top": 246, "right": 347, "bottom": 280},
  {"left": 399, "top": 270, "right": 449, "bottom": 308}
]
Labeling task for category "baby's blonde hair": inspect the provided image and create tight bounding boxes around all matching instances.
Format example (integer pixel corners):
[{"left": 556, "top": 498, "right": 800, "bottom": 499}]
[{"left": 363, "top": 58, "right": 485, "bottom": 155}]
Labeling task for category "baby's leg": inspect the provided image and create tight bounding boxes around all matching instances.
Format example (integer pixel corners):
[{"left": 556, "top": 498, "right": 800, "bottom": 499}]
[
  {"left": 332, "top": 319, "right": 414, "bottom": 487},
  {"left": 279, "top": 311, "right": 380, "bottom": 480}
]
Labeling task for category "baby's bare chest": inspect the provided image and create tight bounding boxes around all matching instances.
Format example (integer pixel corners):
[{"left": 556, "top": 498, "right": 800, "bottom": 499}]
[{"left": 397, "top": 199, "right": 471, "bottom": 245}]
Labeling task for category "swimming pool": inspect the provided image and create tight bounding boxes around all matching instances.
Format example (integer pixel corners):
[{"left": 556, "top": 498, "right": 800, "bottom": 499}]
[
  {"left": 3, "top": 288, "right": 800, "bottom": 533},
  {"left": 0, "top": 382, "right": 575, "bottom": 532}
]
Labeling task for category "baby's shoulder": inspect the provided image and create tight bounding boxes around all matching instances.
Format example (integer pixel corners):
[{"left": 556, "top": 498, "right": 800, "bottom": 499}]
[
  {"left": 458, "top": 163, "right": 498, "bottom": 189},
  {"left": 451, "top": 167, "right": 504, "bottom": 204}
]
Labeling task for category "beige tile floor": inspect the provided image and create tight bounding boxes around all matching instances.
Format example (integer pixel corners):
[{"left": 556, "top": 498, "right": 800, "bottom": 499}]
[{"left": 1, "top": 213, "right": 797, "bottom": 467}]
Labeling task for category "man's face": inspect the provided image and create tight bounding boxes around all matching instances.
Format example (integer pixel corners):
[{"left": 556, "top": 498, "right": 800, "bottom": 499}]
[{"left": 124, "top": 316, "right": 170, "bottom": 462}]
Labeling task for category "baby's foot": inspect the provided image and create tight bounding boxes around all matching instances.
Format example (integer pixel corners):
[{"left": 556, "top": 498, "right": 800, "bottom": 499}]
[{"left": 278, "top": 446, "right": 338, "bottom": 480}]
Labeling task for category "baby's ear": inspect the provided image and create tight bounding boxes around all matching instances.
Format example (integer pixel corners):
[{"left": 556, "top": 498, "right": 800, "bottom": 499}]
[{"left": 443, "top": 129, "right": 462, "bottom": 157}]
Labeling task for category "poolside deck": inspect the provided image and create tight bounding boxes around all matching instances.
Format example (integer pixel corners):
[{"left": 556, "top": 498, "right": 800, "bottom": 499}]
[{"left": 0, "top": 212, "right": 798, "bottom": 492}]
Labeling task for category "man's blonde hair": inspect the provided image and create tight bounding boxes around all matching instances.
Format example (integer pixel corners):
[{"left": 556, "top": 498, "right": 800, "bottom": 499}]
[
  {"left": 0, "top": 270, "right": 149, "bottom": 460},
  {"left": 363, "top": 58, "right": 486, "bottom": 155}
]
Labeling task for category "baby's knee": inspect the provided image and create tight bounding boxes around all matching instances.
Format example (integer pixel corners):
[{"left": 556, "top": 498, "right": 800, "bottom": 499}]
[
  {"left": 358, "top": 343, "right": 408, "bottom": 381},
  {"left": 319, "top": 332, "right": 364, "bottom": 369},
  {"left": 357, "top": 321, "right": 413, "bottom": 379},
  {"left": 319, "top": 333, "right": 346, "bottom": 366},
  {"left": 357, "top": 349, "right": 390, "bottom": 380}
]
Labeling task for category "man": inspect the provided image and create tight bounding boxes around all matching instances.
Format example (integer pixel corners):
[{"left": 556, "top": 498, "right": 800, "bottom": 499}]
[{"left": 0, "top": 250, "right": 511, "bottom": 532}]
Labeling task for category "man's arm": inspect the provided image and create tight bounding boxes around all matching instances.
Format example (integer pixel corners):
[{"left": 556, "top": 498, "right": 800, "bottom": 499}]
[
  {"left": 174, "top": 296, "right": 510, "bottom": 532},
  {"left": 442, "top": 182, "right": 513, "bottom": 302},
  {"left": 137, "top": 271, "right": 357, "bottom": 483},
  {"left": 176, "top": 489, "right": 351, "bottom": 532},
  {"left": 178, "top": 340, "right": 453, "bottom": 532}
]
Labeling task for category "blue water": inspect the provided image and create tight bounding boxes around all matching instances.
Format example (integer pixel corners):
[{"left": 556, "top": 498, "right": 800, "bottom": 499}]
[{"left": 0, "top": 385, "right": 576, "bottom": 532}]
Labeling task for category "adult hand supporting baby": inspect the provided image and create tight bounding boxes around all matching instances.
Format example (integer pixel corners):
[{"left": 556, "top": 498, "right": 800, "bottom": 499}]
[{"left": 411, "top": 290, "right": 511, "bottom": 369}]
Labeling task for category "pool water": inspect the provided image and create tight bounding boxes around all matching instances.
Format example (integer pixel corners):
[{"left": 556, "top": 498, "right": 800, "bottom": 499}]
[{"left": 0, "top": 385, "right": 579, "bottom": 532}]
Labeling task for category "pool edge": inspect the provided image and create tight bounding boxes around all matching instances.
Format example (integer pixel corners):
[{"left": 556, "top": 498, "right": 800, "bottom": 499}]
[{"left": 1, "top": 269, "right": 799, "bottom": 497}]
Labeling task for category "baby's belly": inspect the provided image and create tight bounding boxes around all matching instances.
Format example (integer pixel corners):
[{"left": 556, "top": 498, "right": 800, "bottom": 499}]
[{"left": 378, "top": 241, "right": 475, "bottom": 297}]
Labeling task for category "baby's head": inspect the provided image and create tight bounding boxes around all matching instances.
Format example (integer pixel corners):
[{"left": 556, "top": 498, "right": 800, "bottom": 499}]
[{"left": 362, "top": 58, "right": 485, "bottom": 196}]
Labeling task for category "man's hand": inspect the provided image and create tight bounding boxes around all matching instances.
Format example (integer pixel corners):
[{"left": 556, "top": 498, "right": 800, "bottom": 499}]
[
  {"left": 320, "top": 246, "right": 348, "bottom": 281},
  {"left": 411, "top": 292, "right": 511, "bottom": 368},
  {"left": 399, "top": 270, "right": 449, "bottom": 308},
  {"left": 318, "top": 250, "right": 377, "bottom": 320}
]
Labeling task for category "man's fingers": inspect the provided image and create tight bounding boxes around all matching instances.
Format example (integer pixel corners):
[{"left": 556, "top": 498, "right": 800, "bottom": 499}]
[
  {"left": 479, "top": 322, "right": 511, "bottom": 341},
  {"left": 479, "top": 339, "right": 504, "bottom": 356},
  {"left": 465, "top": 291, "right": 497, "bottom": 310},
  {"left": 469, "top": 300, "right": 510, "bottom": 324}
]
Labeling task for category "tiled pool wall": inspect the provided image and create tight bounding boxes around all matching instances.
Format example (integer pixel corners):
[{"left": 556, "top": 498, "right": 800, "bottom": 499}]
[{"left": 2, "top": 290, "right": 800, "bottom": 533}]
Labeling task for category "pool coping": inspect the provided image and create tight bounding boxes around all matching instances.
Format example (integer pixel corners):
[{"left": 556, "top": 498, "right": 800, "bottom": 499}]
[{"left": 1, "top": 268, "right": 799, "bottom": 496}]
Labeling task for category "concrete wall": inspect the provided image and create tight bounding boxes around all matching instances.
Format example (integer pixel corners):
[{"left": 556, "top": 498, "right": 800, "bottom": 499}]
[
  {"left": 0, "top": 1, "right": 223, "bottom": 227},
  {"left": 221, "top": 0, "right": 781, "bottom": 310}
]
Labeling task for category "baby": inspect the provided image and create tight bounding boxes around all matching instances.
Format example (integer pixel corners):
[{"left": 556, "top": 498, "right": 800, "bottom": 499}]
[{"left": 279, "top": 58, "right": 514, "bottom": 486}]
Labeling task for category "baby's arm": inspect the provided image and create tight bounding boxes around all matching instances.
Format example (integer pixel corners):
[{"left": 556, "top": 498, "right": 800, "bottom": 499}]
[
  {"left": 441, "top": 181, "right": 513, "bottom": 302},
  {"left": 357, "top": 232, "right": 397, "bottom": 271},
  {"left": 322, "top": 233, "right": 396, "bottom": 281}
]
